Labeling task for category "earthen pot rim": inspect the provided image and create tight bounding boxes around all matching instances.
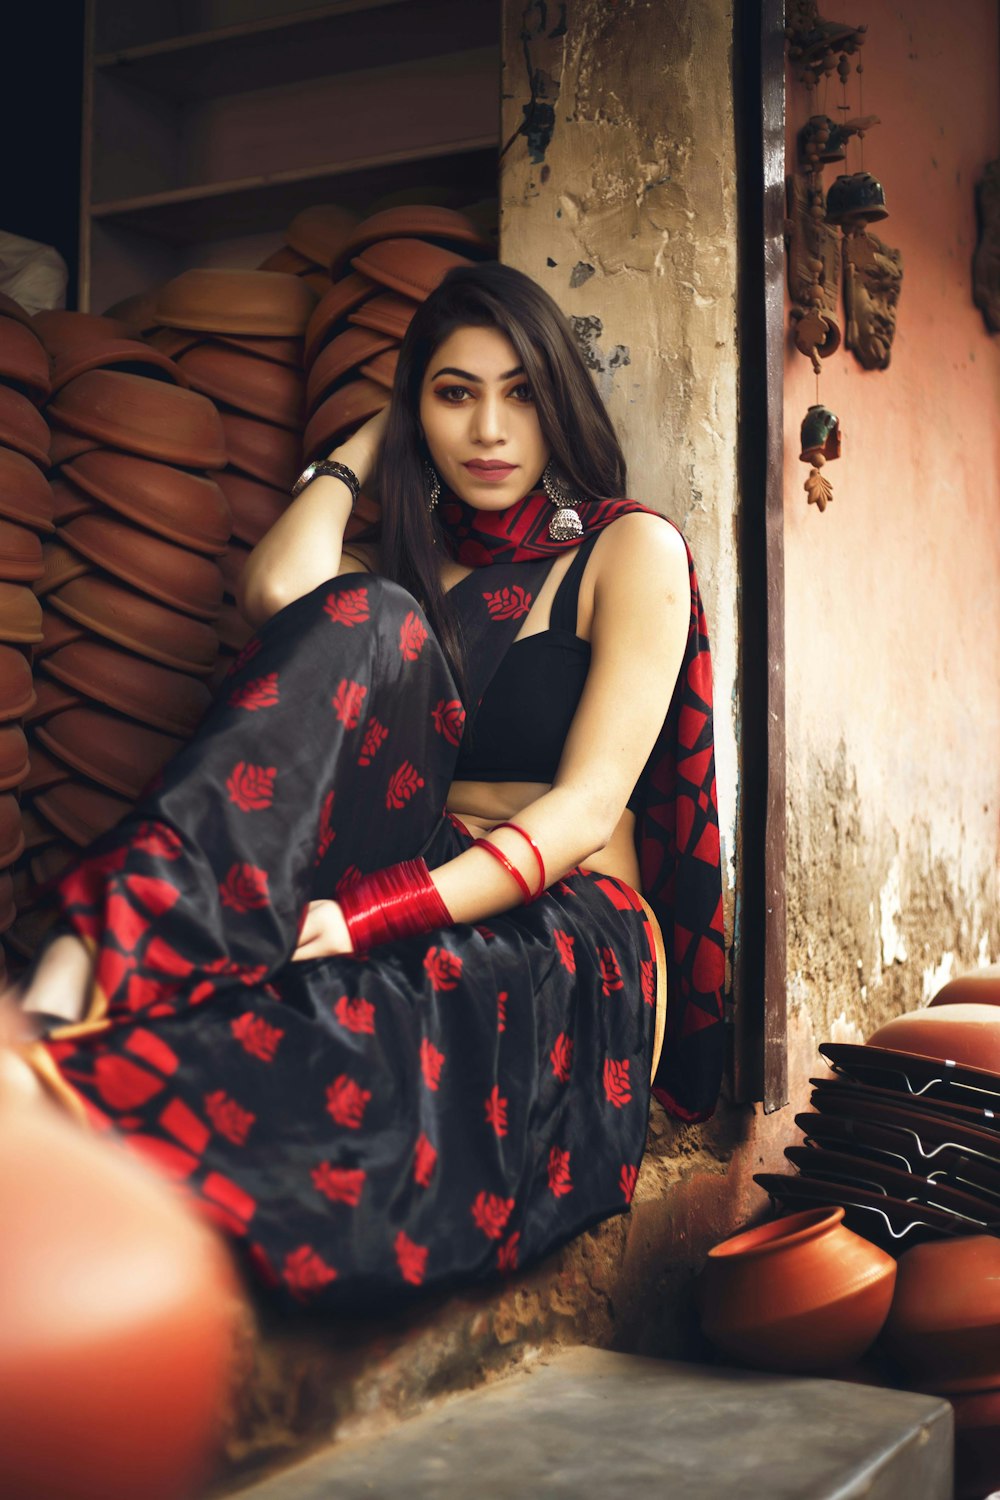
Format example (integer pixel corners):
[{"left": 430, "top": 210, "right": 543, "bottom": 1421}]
[{"left": 708, "top": 1206, "right": 844, "bottom": 1260}]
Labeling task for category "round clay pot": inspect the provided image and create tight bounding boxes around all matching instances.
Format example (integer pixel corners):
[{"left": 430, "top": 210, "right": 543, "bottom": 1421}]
[
  {"left": 0, "top": 644, "right": 35, "bottom": 721},
  {"left": 21, "top": 743, "right": 72, "bottom": 795},
  {"left": 304, "top": 272, "right": 378, "bottom": 365},
  {"left": 63, "top": 450, "right": 231, "bottom": 556},
  {"left": 33, "top": 538, "right": 89, "bottom": 597},
  {"left": 156, "top": 268, "right": 317, "bottom": 336},
  {"left": 48, "top": 420, "right": 100, "bottom": 469},
  {"left": 0, "top": 447, "right": 55, "bottom": 533},
  {"left": 301, "top": 270, "right": 331, "bottom": 298},
  {"left": 0, "top": 792, "right": 25, "bottom": 867},
  {"left": 331, "top": 205, "right": 492, "bottom": 278},
  {"left": 146, "top": 326, "right": 200, "bottom": 360},
  {"left": 0, "top": 384, "right": 51, "bottom": 469},
  {"left": 0, "top": 315, "right": 51, "bottom": 402},
  {"left": 0, "top": 723, "right": 29, "bottom": 790},
  {"left": 215, "top": 600, "right": 253, "bottom": 652},
  {"left": 929, "top": 968, "right": 1000, "bottom": 1008},
  {"left": 360, "top": 347, "right": 399, "bottom": 391},
  {"left": 33, "top": 310, "right": 133, "bottom": 344},
  {"left": 286, "top": 204, "right": 359, "bottom": 269},
  {"left": 351, "top": 238, "right": 474, "bottom": 303},
  {"left": 101, "top": 289, "right": 162, "bottom": 336},
  {"left": 216, "top": 331, "right": 304, "bottom": 369},
  {"left": 177, "top": 343, "right": 305, "bottom": 430},
  {"left": 951, "top": 1388, "right": 1000, "bottom": 1500},
  {"left": 348, "top": 291, "right": 418, "bottom": 341},
  {"left": 37, "top": 705, "right": 182, "bottom": 801},
  {"left": 48, "top": 474, "right": 96, "bottom": 525},
  {"left": 43, "top": 639, "right": 212, "bottom": 738},
  {"left": 219, "top": 541, "right": 252, "bottom": 599},
  {"left": 867, "top": 1004, "right": 1000, "bottom": 1073},
  {"left": 303, "top": 379, "right": 388, "bottom": 464},
  {"left": 699, "top": 1206, "right": 897, "bottom": 1373},
  {"left": 0, "top": 583, "right": 43, "bottom": 645},
  {"left": 881, "top": 1236, "right": 1000, "bottom": 1392},
  {"left": 51, "top": 575, "right": 218, "bottom": 677},
  {"left": 0, "top": 520, "right": 44, "bottom": 583},
  {"left": 38, "top": 321, "right": 186, "bottom": 394},
  {"left": 0, "top": 291, "right": 38, "bottom": 331},
  {"left": 59, "top": 514, "right": 223, "bottom": 621},
  {"left": 18, "top": 802, "right": 59, "bottom": 852},
  {"left": 0, "top": 868, "right": 15, "bottom": 929},
  {"left": 306, "top": 326, "right": 393, "bottom": 412},
  {"left": 50, "top": 370, "right": 227, "bottom": 471},
  {"left": 24, "top": 675, "right": 79, "bottom": 723},
  {"left": 0, "top": 1086, "right": 240, "bottom": 1500},
  {"left": 215, "top": 470, "right": 286, "bottom": 546},
  {"left": 35, "top": 780, "right": 133, "bottom": 846},
  {"left": 219, "top": 410, "right": 300, "bottom": 490},
  {"left": 258, "top": 244, "right": 315, "bottom": 275}
]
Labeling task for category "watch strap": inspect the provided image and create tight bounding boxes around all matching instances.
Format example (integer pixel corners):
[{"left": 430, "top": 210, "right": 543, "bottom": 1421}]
[{"left": 292, "top": 459, "right": 361, "bottom": 505}]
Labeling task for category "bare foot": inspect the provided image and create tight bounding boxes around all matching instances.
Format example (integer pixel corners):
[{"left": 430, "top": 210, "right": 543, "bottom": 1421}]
[{"left": 16, "top": 933, "right": 94, "bottom": 1029}]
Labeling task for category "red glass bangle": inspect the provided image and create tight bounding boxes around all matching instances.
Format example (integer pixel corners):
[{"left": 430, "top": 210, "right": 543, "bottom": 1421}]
[
  {"left": 472, "top": 837, "right": 533, "bottom": 904},
  {"left": 338, "top": 858, "right": 452, "bottom": 954},
  {"left": 489, "top": 821, "right": 545, "bottom": 899}
]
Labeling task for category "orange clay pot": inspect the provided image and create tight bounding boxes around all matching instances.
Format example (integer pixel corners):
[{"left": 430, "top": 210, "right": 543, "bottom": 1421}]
[
  {"left": 699, "top": 1207, "right": 896, "bottom": 1373},
  {"left": 881, "top": 1236, "right": 1000, "bottom": 1393},
  {"left": 929, "top": 967, "right": 1000, "bottom": 1008},
  {"left": 867, "top": 1003, "right": 1000, "bottom": 1071},
  {"left": 304, "top": 272, "right": 377, "bottom": 365}
]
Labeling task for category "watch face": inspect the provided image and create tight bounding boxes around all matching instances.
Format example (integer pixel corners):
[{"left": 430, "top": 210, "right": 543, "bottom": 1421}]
[{"left": 294, "top": 462, "right": 318, "bottom": 494}]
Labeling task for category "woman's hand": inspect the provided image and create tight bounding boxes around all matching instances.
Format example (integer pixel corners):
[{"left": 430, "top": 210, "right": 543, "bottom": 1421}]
[
  {"left": 291, "top": 900, "right": 354, "bottom": 962},
  {"left": 332, "top": 405, "right": 390, "bottom": 486}
]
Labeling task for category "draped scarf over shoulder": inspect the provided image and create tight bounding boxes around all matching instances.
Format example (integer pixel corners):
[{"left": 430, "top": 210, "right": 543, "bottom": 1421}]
[{"left": 437, "top": 490, "right": 726, "bottom": 1123}]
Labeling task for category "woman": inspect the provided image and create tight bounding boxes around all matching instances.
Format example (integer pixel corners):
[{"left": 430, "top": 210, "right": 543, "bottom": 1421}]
[{"left": 8, "top": 263, "right": 725, "bottom": 1311}]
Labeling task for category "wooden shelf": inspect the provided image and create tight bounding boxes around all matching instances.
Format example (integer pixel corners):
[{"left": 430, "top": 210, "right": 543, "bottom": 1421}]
[
  {"left": 90, "top": 138, "right": 498, "bottom": 244},
  {"left": 94, "top": 0, "right": 496, "bottom": 99}
]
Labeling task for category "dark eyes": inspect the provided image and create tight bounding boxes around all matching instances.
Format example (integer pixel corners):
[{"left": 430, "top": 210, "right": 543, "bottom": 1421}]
[{"left": 433, "top": 383, "right": 534, "bottom": 404}]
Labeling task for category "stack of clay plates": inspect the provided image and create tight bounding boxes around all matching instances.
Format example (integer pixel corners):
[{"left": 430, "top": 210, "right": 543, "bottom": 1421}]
[{"left": 258, "top": 204, "right": 360, "bottom": 300}]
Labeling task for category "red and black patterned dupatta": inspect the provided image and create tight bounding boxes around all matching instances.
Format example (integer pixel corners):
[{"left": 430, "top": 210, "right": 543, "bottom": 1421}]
[{"left": 438, "top": 491, "right": 726, "bottom": 1123}]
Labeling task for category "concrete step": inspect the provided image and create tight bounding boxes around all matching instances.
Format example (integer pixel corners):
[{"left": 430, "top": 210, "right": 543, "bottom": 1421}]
[{"left": 224, "top": 1346, "right": 953, "bottom": 1500}]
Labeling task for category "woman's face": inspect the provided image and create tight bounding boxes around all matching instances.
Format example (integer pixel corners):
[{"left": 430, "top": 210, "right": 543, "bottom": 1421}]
[{"left": 418, "top": 325, "right": 549, "bottom": 509}]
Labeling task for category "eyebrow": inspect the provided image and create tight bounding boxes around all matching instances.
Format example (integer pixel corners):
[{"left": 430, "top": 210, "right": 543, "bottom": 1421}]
[{"left": 429, "top": 365, "right": 525, "bottom": 382}]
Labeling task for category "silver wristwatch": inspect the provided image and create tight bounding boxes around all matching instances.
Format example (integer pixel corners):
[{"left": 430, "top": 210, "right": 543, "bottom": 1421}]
[{"left": 291, "top": 459, "right": 361, "bottom": 505}]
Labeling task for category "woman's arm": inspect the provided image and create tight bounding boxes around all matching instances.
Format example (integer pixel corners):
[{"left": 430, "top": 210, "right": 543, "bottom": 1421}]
[
  {"left": 238, "top": 408, "right": 387, "bottom": 628},
  {"left": 293, "top": 513, "right": 691, "bottom": 959}
]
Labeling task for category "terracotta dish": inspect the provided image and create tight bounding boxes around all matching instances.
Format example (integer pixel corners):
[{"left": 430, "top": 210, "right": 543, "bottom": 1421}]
[
  {"left": 0, "top": 868, "right": 15, "bottom": 930},
  {"left": 29, "top": 842, "right": 75, "bottom": 890},
  {"left": 301, "top": 270, "right": 331, "bottom": 298},
  {"left": 51, "top": 574, "right": 218, "bottom": 677},
  {"left": 351, "top": 239, "right": 473, "bottom": 303},
  {"left": 42, "top": 327, "right": 185, "bottom": 394},
  {"left": 21, "top": 744, "right": 72, "bottom": 796},
  {"left": 50, "top": 369, "right": 227, "bottom": 471},
  {"left": 782, "top": 1144, "right": 996, "bottom": 1225},
  {"left": 35, "top": 781, "right": 132, "bottom": 847},
  {"left": 359, "top": 347, "right": 399, "bottom": 391},
  {"left": 38, "top": 606, "right": 85, "bottom": 655},
  {"left": 0, "top": 315, "right": 51, "bottom": 401},
  {"left": 810, "top": 1074, "right": 1000, "bottom": 1140},
  {"left": 304, "top": 273, "right": 378, "bottom": 365},
  {"left": 286, "top": 205, "right": 359, "bottom": 270},
  {"left": 930, "top": 968, "right": 1000, "bottom": 1008},
  {"left": 145, "top": 327, "right": 199, "bottom": 359},
  {"left": 48, "top": 421, "right": 100, "bottom": 468},
  {"left": 348, "top": 291, "right": 418, "bottom": 341},
  {"left": 753, "top": 1172, "right": 964, "bottom": 1250},
  {"left": 0, "top": 582, "right": 44, "bottom": 645},
  {"left": 43, "top": 639, "right": 212, "bottom": 738},
  {"left": 155, "top": 269, "right": 317, "bottom": 336},
  {"left": 867, "top": 1005, "right": 1000, "bottom": 1073},
  {"left": 101, "top": 290, "right": 161, "bottom": 336},
  {"left": 215, "top": 470, "right": 287, "bottom": 546},
  {"left": 177, "top": 343, "right": 305, "bottom": 430},
  {"left": 306, "top": 326, "right": 393, "bottom": 412},
  {"left": 19, "top": 804, "right": 59, "bottom": 852},
  {"left": 48, "top": 476, "right": 96, "bottom": 526},
  {"left": 219, "top": 410, "right": 300, "bottom": 491},
  {"left": 0, "top": 792, "right": 24, "bottom": 869},
  {"left": 699, "top": 1207, "right": 896, "bottom": 1373},
  {"left": 258, "top": 245, "right": 315, "bottom": 276},
  {"left": 882, "top": 1236, "right": 1000, "bottom": 1392},
  {"left": 24, "top": 676, "right": 81, "bottom": 723},
  {"left": 216, "top": 332, "right": 304, "bottom": 369},
  {"left": 219, "top": 541, "right": 252, "bottom": 598},
  {"left": 331, "top": 205, "right": 492, "bottom": 278},
  {"left": 0, "top": 520, "right": 44, "bottom": 583},
  {"left": 33, "top": 310, "right": 132, "bottom": 344},
  {"left": 0, "top": 291, "right": 38, "bottom": 331},
  {"left": 59, "top": 514, "right": 223, "bottom": 621},
  {"left": 0, "top": 384, "right": 50, "bottom": 469},
  {"left": 820, "top": 1040, "right": 1000, "bottom": 1108},
  {"left": 0, "top": 447, "right": 55, "bottom": 533},
  {"left": 303, "top": 379, "right": 388, "bottom": 464},
  {"left": 32, "top": 539, "right": 89, "bottom": 598},
  {"left": 794, "top": 1111, "right": 1000, "bottom": 1200},
  {"left": 63, "top": 451, "right": 231, "bottom": 556},
  {"left": 0, "top": 722, "right": 30, "bottom": 790},
  {"left": 37, "top": 706, "right": 182, "bottom": 801}
]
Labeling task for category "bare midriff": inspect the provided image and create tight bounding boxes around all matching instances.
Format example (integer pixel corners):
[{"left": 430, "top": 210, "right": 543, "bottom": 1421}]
[{"left": 445, "top": 779, "right": 642, "bottom": 890}]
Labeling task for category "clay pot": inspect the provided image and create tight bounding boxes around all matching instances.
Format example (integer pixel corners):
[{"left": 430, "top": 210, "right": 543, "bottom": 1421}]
[
  {"left": 145, "top": 327, "right": 200, "bottom": 359},
  {"left": 951, "top": 1388, "right": 1000, "bottom": 1500},
  {"left": 303, "top": 379, "right": 388, "bottom": 464},
  {"left": 24, "top": 675, "right": 79, "bottom": 724},
  {"left": 882, "top": 1236, "right": 1000, "bottom": 1392},
  {"left": 50, "top": 370, "right": 227, "bottom": 471},
  {"left": 867, "top": 1004, "right": 1000, "bottom": 1073},
  {"left": 360, "top": 347, "right": 399, "bottom": 391},
  {"left": 42, "top": 639, "right": 212, "bottom": 738},
  {"left": 177, "top": 343, "right": 305, "bottom": 430},
  {"left": 216, "top": 331, "right": 304, "bottom": 369},
  {"left": 301, "top": 270, "right": 331, "bottom": 298},
  {"left": 286, "top": 204, "right": 359, "bottom": 269},
  {"left": 0, "top": 792, "right": 25, "bottom": 868},
  {"left": 39, "top": 600, "right": 88, "bottom": 656},
  {"left": 258, "top": 245, "right": 316, "bottom": 275},
  {"left": 699, "top": 1207, "right": 896, "bottom": 1373},
  {"left": 48, "top": 474, "right": 96, "bottom": 525},
  {"left": 101, "top": 289, "right": 162, "bottom": 336},
  {"left": 156, "top": 268, "right": 317, "bottom": 336},
  {"left": 63, "top": 450, "right": 232, "bottom": 556},
  {"left": 304, "top": 272, "right": 378, "bottom": 365},
  {"left": 351, "top": 238, "right": 474, "bottom": 302},
  {"left": 39, "top": 322, "right": 186, "bottom": 394},
  {"left": 59, "top": 514, "right": 223, "bottom": 621},
  {"left": 21, "top": 743, "right": 71, "bottom": 795},
  {"left": 0, "top": 447, "right": 55, "bottom": 533},
  {"left": 348, "top": 291, "right": 418, "bottom": 341},
  {"left": 215, "top": 470, "right": 287, "bottom": 546},
  {"left": 32, "top": 538, "right": 89, "bottom": 596},
  {"left": 331, "top": 204, "right": 492, "bottom": 277},
  {"left": 219, "top": 410, "right": 300, "bottom": 491},
  {"left": 0, "top": 644, "right": 35, "bottom": 720},
  {"left": 0, "top": 520, "right": 44, "bottom": 583},
  {"left": 0, "top": 869, "right": 14, "bottom": 929},
  {"left": 0, "top": 315, "right": 51, "bottom": 402},
  {"left": 0, "top": 291, "right": 38, "bottom": 331},
  {"left": 782, "top": 1144, "right": 998, "bottom": 1224},
  {"left": 0, "top": 384, "right": 50, "bottom": 469},
  {"left": 48, "top": 421, "right": 100, "bottom": 468},
  {"left": 929, "top": 967, "right": 1000, "bottom": 1008},
  {"left": 33, "top": 310, "right": 133, "bottom": 344},
  {"left": 51, "top": 575, "right": 218, "bottom": 677},
  {"left": 0, "top": 723, "right": 29, "bottom": 791},
  {"left": 35, "top": 780, "right": 133, "bottom": 846},
  {"left": 0, "top": 583, "right": 43, "bottom": 645},
  {"left": 37, "top": 706, "right": 182, "bottom": 801},
  {"left": 306, "top": 326, "right": 393, "bottom": 412},
  {"left": 19, "top": 803, "right": 58, "bottom": 852}
]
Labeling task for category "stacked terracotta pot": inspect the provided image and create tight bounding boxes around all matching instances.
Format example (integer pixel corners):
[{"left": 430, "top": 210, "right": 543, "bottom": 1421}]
[
  {"left": 5, "top": 322, "right": 231, "bottom": 964},
  {"left": 148, "top": 269, "right": 317, "bottom": 686},
  {"left": 0, "top": 293, "right": 56, "bottom": 969},
  {"left": 257, "top": 204, "right": 360, "bottom": 301}
]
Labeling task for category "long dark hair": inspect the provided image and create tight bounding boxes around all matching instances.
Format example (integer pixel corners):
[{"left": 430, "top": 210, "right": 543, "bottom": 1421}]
[{"left": 373, "top": 261, "right": 627, "bottom": 688}]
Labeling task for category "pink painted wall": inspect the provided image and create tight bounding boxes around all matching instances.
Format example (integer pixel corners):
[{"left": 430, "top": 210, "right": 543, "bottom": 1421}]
[{"left": 783, "top": 0, "right": 1000, "bottom": 1046}]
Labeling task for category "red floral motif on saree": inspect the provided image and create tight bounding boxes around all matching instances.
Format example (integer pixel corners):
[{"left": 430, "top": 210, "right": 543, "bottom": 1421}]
[
  {"left": 311, "top": 1163, "right": 366, "bottom": 1205},
  {"left": 284, "top": 1245, "right": 337, "bottom": 1301},
  {"left": 497, "top": 1231, "right": 520, "bottom": 1274},
  {"left": 619, "top": 1164, "right": 639, "bottom": 1203},
  {"left": 483, "top": 585, "right": 531, "bottom": 620},
  {"left": 394, "top": 1230, "right": 429, "bottom": 1286},
  {"left": 335, "top": 864, "right": 363, "bottom": 895},
  {"left": 226, "top": 762, "right": 276, "bottom": 811},
  {"left": 132, "top": 822, "right": 183, "bottom": 860},
  {"left": 413, "top": 1133, "right": 437, "bottom": 1186},
  {"left": 398, "top": 611, "right": 428, "bottom": 660},
  {"left": 324, "top": 586, "right": 369, "bottom": 626},
  {"left": 603, "top": 1058, "right": 632, "bottom": 1109},
  {"left": 333, "top": 994, "right": 376, "bottom": 1035},
  {"left": 332, "top": 677, "right": 366, "bottom": 730},
  {"left": 554, "top": 929, "right": 576, "bottom": 973},
  {"left": 471, "top": 1191, "right": 515, "bottom": 1240},
  {"left": 386, "top": 760, "right": 425, "bottom": 808},
  {"left": 231, "top": 1012, "right": 283, "bottom": 1062},
  {"left": 420, "top": 1038, "right": 445, "bottom": 1091},
  {"left": 219, "top": 862, "right": 270, "bottom": 913},
  {"left": 640, "top": 959, "right": 656, "bottom": 1007},
  {"left": 229, "top": 672, "right": 279, "bottom": 710},
  {"left": 423, "top": 946, "right": 462, "bottom": 990},
  {"left": 431, "top": 698, "right": 466, "bottom": 745},
  {"left": 316, "top": 789, "right": 335, "bottom": 862},
  {"left": 227, "top": 635, "right": 261, "bottom": 676},
  {"left": 599, "top": 946, "right": 624, "bottom": 996},
  {"left": 325, "top": 1075, "right": 371, "bottom": 1129},
  {"left": 204, "top": 1090, "right": 255, "bottom": 1145},
  {"left": 547, "top": 1146, "right": 573, "bottom": 1198},
  {"left": 497, "top": 990, "right": 508, "bottom": 1032},
  {"left": 357, "top": 716, "right": 388, "bottom": 765},
  {"left": 550, "top": 1032, "right": 573, "bottom": 1083},
  {"left": 484, "top": 1085, "right": 508, "bottom": 1137}
]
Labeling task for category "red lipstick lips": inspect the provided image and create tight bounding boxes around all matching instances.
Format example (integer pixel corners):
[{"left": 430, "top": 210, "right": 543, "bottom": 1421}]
[{"left": 463, "top": 460, "right": 516, "bottom": 481}]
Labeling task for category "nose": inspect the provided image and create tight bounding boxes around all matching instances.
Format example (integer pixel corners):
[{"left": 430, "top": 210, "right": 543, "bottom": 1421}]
[{"left": 469, "top": 389, "right": 507, "bottom": 446}]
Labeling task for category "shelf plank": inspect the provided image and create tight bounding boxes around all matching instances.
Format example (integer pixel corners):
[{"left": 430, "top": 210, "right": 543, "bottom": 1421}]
[{"left": 94, "top": 0, "right": 499, "bottom": 100}]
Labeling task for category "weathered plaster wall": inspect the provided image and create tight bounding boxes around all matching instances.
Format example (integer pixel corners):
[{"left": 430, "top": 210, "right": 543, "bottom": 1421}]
[{"left": 784, "top": 0, "right": 1000, "bottom": 1050}]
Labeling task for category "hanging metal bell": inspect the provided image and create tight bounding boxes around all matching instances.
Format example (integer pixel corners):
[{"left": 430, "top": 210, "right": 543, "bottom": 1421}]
[{"left": 825, "top": 171, "right": 888, "bottom": 226}]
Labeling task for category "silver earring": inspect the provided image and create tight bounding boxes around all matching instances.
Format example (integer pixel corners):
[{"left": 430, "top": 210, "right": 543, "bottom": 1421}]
[
  {"left": 542, "top": 460, "right": 584, "bottom": 540},
  {"left": 423, "top": 460, "right": 441, "bottom": 511}
]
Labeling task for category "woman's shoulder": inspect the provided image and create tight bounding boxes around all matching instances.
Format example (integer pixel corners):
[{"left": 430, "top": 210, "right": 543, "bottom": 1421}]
[{"left": 592, "top": 508, "right": 689, "bottom": 577}]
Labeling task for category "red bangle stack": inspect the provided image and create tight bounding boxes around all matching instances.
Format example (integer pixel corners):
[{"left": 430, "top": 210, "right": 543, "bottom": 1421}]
[
  {"left": 338, "top": 858, "right": 452, "bottom": 954},
  {"left": 472, "top": 820, "right": 546, "bottom": 904}
]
